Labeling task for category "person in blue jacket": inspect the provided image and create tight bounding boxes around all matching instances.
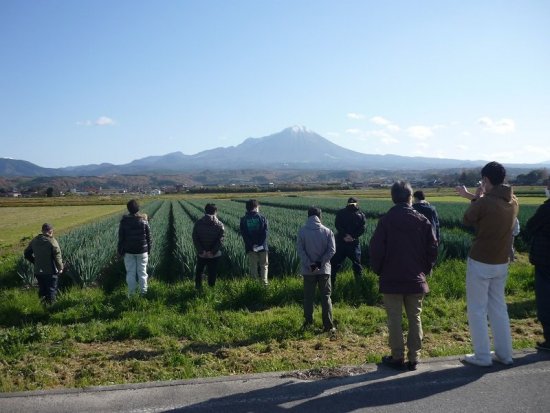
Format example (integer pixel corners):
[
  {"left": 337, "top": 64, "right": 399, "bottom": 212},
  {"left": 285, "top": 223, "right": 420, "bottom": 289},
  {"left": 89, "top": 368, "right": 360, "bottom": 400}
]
[{"left": 240, "top": 199, "right": 269, "bottom": 286}]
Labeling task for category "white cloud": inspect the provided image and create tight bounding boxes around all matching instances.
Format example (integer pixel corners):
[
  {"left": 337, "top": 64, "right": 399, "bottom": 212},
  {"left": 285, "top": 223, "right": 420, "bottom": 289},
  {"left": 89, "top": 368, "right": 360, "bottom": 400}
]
[
  {"left": 370, "top": 116, "right": 391, "bottom": 126},
  {"left": 369, "top": 116, "right": 401, "bottom": 133},
  {"left": 457, "top": 144, "right": 468, "bottom": 151},
  {"left": 381, "top": 136, "right": 399, "bottom": 144},
  {"left": 345, "top": 128, "right": 362, "bottom": 135},
  {"left": 407, "top": 125, "right": 434, "bottom": 140},
  {"left": 95, "top": 116, "right": 115, "bottom": 126},
  {"left": 347, "top": 112, "right": 365, "bottom": 120},
  {"left": 386, "top": 124, "right": 401, "bottom": 133},
  {"left": 77, "top": 116, "right": 116, "bottom": 127},
  {"left": 365, "top": 130, "right": 391, "bottom": 139},
  {"left": 488, "top": 151, "right": 515, "bottom": 160},
  {"left": 477, "top": 117, "right": 515, "bottom": 134}
]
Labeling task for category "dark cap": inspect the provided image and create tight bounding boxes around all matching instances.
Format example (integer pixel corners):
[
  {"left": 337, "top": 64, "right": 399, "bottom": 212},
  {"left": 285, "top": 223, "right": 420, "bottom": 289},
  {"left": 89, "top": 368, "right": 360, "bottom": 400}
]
[
  {"left": 42, "top": 223, "right": 53, "bottom": 232},
  {"left": 347, "top": 197, "right": 358, "bottom": 204}
]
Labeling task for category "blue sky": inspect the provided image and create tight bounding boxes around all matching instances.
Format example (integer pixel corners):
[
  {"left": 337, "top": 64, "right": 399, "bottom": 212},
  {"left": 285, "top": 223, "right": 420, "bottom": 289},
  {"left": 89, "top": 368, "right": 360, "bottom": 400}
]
[{"left": 1, "top": 0, "right": 549, "bottom": 168}]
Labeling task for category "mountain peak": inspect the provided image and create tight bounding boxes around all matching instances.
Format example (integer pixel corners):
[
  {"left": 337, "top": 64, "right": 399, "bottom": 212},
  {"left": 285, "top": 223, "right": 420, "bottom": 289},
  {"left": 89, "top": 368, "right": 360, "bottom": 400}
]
[{"left": 286, "top": 125, "right": 312, "bottom": 134}]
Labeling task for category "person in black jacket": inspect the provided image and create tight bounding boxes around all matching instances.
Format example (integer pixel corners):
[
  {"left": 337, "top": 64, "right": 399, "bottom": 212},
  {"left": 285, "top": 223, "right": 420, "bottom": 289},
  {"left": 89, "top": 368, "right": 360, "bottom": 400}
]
[
  {"left": 330, "top": 197, "right": 367, "bottom": 289},
  {"left": 118, "top": 199, "right": 151, "bottom": 296},
  {"left": 192, "top": 203, "right": 225, "bottom": 289},
  {"left": 412, "top": 190, "right": 440, "bottom": 243},
  {"left": 525, "top": 181, "right": 550, "bottom": 351}
]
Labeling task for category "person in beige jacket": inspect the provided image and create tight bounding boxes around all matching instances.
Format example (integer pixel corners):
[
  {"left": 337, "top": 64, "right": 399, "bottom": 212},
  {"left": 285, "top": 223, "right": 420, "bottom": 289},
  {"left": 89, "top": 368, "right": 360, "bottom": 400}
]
[{"left": 456, "top": 161, "right": 519, "bottom": 367}]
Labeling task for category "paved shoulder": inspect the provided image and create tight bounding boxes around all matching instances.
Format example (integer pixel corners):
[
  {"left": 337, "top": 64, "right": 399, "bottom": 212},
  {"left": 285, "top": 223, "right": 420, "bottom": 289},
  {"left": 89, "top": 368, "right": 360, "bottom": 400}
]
[{"left": 1, "top": 351, "right": 549, "bottom": 413}]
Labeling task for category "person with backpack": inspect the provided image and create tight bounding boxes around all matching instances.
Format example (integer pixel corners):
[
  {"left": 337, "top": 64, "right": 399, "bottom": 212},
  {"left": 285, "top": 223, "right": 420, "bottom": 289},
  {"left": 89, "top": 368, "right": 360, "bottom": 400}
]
[{"left": 240, "top": 199, "right": 269, "bottom": 286}]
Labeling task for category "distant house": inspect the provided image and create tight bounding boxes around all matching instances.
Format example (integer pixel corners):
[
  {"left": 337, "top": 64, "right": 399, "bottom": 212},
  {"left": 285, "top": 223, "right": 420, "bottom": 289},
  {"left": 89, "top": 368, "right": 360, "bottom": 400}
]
[{"left": 3, "top": 191, "right": 22, "bottom": 197}]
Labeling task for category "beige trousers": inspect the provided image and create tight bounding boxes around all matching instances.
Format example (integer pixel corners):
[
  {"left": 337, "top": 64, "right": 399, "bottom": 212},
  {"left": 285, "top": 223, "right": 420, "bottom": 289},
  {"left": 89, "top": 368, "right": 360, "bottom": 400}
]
[
  {"left": 247, "top": 251, "right": 269, "bottom": 285},
  {"left": 383, "top": 293, "right": 424, "bottom": 363}
]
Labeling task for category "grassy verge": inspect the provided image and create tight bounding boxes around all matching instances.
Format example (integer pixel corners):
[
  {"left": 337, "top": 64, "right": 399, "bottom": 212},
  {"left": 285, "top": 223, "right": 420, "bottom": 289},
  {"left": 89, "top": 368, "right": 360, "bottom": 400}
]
[{"left": 0, "top": 257, "right": 541, "bottom": 392}]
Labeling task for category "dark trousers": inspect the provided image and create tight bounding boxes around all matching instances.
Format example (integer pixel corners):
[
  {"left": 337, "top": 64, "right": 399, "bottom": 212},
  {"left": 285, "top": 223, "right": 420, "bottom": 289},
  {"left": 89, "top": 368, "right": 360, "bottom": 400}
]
[
  {"left": 303, "top": 273, "right": 334, "bottom": 330},
  {"left": 195, "top": 256, "right": 220, "bottom": 288},
  {"left": 535, "top": 265, "right": 550, "bottom": 342},
  {"left": 330, "top": 241, "right": 362, "bottom": 288},
  {"left": 36, "top": 273, "right": 58, "bottom": 304}
]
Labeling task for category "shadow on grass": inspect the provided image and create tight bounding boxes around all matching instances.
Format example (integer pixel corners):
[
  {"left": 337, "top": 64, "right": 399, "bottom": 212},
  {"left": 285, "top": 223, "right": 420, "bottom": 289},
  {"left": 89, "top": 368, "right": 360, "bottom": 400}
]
[{"left": 508, "top": 299, "right": 536, "bottom": 319}]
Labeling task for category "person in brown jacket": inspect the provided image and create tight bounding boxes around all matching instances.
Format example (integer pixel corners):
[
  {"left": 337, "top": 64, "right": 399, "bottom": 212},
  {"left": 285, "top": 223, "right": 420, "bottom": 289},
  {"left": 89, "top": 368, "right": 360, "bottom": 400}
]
[
  {"left": 192, "top": 203, "right": 225, "bottom": 289},
  {"left": 369, "top": 181, "right": 438, "bottom": 371},
  {"left": 456, "top": 161, "right": 519, "bottom": 367}
]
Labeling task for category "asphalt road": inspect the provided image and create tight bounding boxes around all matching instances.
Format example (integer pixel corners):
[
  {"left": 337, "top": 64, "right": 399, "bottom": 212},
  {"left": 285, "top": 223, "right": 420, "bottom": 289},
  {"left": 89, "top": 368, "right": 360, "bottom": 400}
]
[{"left": 1, "top": 350, "right": 549, "bottom": 413}]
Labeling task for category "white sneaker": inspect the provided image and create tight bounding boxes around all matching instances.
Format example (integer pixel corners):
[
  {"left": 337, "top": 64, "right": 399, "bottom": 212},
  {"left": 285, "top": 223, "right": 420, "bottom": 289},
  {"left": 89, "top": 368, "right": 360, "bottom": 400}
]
[
  {"left": 463, "top": 354, "right": 492, "bottom": 367},
  {"left": 491, "top": 351, "right": 513, "bottom": 366}
]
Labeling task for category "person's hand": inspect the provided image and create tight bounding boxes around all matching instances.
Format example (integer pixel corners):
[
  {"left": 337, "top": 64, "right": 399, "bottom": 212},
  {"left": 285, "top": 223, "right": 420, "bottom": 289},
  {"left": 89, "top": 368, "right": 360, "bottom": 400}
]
[
  {"left": 455, "top": 185, "right": 470, "bottom": 198},
  {"left": 343, "top": 234, "right": 354, "bottom": 242},
  {"left": 455, "top": 185, "right": 476, "bottom": 201},
  {"left": 474, "top": 185, "right": 485, "bottom": 198}
]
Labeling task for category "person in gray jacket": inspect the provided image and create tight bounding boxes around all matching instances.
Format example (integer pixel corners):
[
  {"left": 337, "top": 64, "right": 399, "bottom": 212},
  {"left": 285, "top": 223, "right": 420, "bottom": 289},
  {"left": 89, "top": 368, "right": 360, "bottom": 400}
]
[{"left": 296, "top": 207, "right": 337, "bottom": 334}]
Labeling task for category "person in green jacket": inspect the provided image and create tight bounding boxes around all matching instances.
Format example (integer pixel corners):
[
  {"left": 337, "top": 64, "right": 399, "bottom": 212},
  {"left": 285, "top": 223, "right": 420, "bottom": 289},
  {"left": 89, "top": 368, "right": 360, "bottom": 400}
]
[{"left": 24, "top": 223, "right": 64, "bottom": 305}]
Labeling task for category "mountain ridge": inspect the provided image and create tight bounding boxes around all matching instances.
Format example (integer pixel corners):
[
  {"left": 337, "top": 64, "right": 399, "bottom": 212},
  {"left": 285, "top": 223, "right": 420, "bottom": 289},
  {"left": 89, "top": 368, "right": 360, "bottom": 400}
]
[{"left": 1, "top": 126, "right": 549, "bottom": 177}]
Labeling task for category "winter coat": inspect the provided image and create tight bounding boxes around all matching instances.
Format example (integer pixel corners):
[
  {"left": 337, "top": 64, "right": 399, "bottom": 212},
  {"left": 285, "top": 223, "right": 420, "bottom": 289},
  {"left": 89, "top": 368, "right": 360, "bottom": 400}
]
[
  {"left": 369, "top": 203, "right": 438, "bottom": 294},
  {"left": 117, "top": 213, "right": 151, "bottom": 255},
  {"left": 24, "top": 233, "right": 63, "bottom": 275},
  {"left": 413, "top": 201, "right": 441, "bottom": 242},
  {"left": 297, "top": 216, "right": 336, "bottom": 275},
  {"left": 240, "top": 211, "right": 269, "bottom": 253},
  {"left": 463, "top": 184, "right": 519, "bottom": 265},
  {"left": 192, "top": 214, "right": 225, "bottom": 256},
  {"left": 525, "top": 198, "right": 550, "bottom": 268},
  {"left": 334, "top": 205, "right": 366, "bottom": 244}
]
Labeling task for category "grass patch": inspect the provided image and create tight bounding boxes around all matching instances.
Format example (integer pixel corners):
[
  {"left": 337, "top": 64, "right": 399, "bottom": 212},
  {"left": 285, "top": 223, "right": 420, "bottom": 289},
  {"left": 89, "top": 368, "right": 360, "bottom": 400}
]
[{"left": 0, "top": 257, "right": 543, "bottom": 392}]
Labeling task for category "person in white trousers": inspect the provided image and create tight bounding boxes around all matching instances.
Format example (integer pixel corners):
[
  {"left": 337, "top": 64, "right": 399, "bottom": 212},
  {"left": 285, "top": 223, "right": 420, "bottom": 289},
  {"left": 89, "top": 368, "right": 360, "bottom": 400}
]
[{"left": 456, "top": 161, "right": 519, "bottom": 366}]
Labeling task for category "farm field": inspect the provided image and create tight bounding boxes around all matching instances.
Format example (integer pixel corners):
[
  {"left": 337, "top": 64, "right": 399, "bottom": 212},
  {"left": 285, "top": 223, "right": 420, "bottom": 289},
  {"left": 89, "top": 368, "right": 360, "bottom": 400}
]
[
  {"left": 0, "top": 205, "right": 127, "bottom": 256},
  {"left": 0, "top": 191, "right": 545, "bottom": 392}
]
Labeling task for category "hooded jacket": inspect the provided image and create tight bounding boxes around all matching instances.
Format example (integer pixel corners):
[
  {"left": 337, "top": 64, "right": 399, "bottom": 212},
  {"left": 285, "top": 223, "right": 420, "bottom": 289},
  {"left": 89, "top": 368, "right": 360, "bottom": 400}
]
[
  {"left": 369, "top": 203, "right": 438, "bottom": 294},
  {"left": 192, "top": 214, "right": 225, "bottom": 256},
  {"left": 297, "top": 216, "right": 336, "bottom": 275},
  {"left": 24, "top": 233, "right": 63, "bottom": 275},
  {"left": 525, "top": 198, "right": 550, "bottom": 268},
  {"left": 463, "top": 184, "right": 519, "bottom": 265},
  {"left": 117, "top": 213, "right": 151, "bottom": 255}
]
